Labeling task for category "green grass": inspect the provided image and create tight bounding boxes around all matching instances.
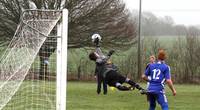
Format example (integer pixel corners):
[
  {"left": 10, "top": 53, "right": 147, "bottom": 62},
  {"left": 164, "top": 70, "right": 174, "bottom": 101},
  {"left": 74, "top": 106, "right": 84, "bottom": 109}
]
[
  {"left": 143, "top": 35, "right": 185, "bottom": 49},
  {"left": 1, "top": 81, "right": 200, "bottom": 110},
  {"left": 68, "top": 82, "right": 200, "bottom": 110},
  {"left": 3, "top": 80, "right": 56, "bottom": 110}
]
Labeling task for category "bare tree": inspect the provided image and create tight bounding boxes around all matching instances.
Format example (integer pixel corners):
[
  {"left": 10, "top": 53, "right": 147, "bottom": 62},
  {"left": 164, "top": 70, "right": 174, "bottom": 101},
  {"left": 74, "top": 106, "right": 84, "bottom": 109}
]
[
  {"left": 65, "top": 0, "right": 136, "bottom": 49},
  {"left": 0, "top": 0, "right": 136, "bottom": 48},
  {"left": 0, "top": 0, "right": 137, "bottom": 79}
]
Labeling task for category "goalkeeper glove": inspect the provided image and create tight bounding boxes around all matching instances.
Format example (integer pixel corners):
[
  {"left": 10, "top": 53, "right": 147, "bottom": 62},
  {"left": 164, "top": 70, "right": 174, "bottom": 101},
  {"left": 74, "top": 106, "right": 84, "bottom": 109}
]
[
  {"left": 107, "top": 50, "right": 115, "bottom": 56},
  {"left": 94, "top": 37, "right": 100, "bottom": 47}
]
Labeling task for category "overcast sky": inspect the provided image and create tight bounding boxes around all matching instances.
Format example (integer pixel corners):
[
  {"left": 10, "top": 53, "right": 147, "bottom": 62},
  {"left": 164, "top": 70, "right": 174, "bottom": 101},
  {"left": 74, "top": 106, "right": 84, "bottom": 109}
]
[{"left": 123, "top": 0, "right": 200, "bottom": 26}]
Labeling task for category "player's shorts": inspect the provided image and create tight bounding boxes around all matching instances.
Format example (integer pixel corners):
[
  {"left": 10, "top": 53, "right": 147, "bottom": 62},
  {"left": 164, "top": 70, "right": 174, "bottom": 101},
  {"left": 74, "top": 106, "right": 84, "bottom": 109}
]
[
  {"left": 105, "top": 70, "right": 126, "bottom": 87},
  {"left": 147, "top": 92, "right": 168, "bottom": 110}
]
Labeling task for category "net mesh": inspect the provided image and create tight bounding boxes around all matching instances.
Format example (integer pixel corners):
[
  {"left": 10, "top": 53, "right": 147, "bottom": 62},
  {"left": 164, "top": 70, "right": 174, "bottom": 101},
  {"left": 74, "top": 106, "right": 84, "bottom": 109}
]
[{"left": 0, "top": 10, "right": 61, "bottom": 110}]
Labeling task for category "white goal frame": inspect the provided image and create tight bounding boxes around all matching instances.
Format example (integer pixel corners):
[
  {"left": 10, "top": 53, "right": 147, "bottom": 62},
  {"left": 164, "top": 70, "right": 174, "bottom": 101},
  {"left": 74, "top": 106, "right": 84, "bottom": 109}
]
[
  {"left": 21, "top": 9, "right": 68, "bottom": 110},
  {"left": 56, "top": 9, "right": 68, "bottom": 110},
  {"left": 23, "top": 9, "right": 68, "bottom": 110},
  {"left": 0, "top": 9, "right": 68, "bottom": 110}
]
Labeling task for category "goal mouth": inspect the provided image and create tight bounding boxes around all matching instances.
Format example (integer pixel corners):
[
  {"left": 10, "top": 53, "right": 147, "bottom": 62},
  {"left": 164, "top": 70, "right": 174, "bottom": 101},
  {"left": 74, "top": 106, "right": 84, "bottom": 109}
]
[{"left": 0, "top": 9, "right": 63, "bottom": 110}]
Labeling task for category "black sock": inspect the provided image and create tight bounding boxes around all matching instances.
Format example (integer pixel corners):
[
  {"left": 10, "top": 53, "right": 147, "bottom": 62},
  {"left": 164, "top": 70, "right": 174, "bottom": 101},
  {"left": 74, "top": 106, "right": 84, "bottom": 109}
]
[
  {"left": 116, "top": 85, "right": 130, "bottom": 91},
  {"left": 127, "top": 80, "right": 143, "bottom": 90}
]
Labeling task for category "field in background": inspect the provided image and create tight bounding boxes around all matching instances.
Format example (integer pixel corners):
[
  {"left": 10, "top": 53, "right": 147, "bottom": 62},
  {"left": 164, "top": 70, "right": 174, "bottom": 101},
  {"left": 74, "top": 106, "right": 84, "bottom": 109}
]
[
  {"left": 24, "top": 35, "right": 189, "bottom": 80},
  {"left": 0, "top": 35, "right": 184, "bottom": 76},
  {"left": 66, "top": 35, "right": 185, "bottom": 79},
  {"left": 142, "top": 35, "right": 185, "bottom": 49},
  {"left": 68, "top": 82, "right": 200, "bottom": 110}
]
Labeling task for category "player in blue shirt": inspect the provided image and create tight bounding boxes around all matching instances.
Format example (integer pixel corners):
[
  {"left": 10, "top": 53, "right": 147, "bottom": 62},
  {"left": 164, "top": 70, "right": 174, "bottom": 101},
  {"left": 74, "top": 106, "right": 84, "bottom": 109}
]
[{"left": 142, "top": 49, "right": 176, "bottom": 110}]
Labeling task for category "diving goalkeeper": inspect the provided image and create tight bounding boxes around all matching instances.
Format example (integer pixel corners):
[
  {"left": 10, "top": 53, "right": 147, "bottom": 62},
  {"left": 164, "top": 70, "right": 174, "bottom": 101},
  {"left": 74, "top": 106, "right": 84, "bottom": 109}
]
[{"left": 89, "top": 34, "right": 146, "bottom": 94}]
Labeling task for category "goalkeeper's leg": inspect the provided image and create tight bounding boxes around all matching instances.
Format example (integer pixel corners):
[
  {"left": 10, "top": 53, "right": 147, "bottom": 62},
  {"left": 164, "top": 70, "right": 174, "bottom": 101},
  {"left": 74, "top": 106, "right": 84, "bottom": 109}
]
[
  {"left": 125, "top": 78, "right": 143, "bottom": 90},
  {"left": 124, "top": 78, "right": 147, "bottom": 94},
  {"left": 115, "top": 82, "right": 131, "bottom": 91},
  {"left": 102, "top": 79, "right": 107, "bottom": 94},
  {"left": 114, "top": 72, "right": 144, "bottom": 90},
  {"left": 117, "top": 74, "right": 145, "bottom": 90},
  {"left": 96, "top": 76, "right": 102, "bottom": 94},
  {"left": 105, "top": 71, "right": 137, "bottom": 91}
]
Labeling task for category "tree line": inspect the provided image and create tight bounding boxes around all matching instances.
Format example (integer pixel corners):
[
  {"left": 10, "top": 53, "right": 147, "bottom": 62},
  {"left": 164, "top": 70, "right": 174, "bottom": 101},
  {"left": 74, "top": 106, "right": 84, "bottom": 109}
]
[
  {"left": 1, "top": 1, "right": 200, "bottom": 84},
  {"left": 0, "top": 0, "right": 136, "bottom": 80},
  {"left": 131, "top": 11, "right": 200, "bottom": 36},
  {"left": 67, "top": 11, "right": 200, "bottom": 84}
]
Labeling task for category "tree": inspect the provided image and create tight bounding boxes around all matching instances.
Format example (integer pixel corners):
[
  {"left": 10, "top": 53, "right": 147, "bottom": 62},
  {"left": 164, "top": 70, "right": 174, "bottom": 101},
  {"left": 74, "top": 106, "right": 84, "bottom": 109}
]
[
  {"left": 65, "top": 0, "right": 137, "bottom": 49},
  {"left": 0, "top": 0, "right": 137, "bottom": 79},
  {"left": 174, "top": 25, "right": 187, "bottom": 36}
]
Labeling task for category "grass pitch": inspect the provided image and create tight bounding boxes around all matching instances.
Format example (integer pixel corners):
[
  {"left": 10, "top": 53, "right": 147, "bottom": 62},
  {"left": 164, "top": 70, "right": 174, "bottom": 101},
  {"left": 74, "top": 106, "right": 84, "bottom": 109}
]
[
  {"left": 2, "top": 81, "right": 200, "bottom": 110},
  {"left": 68, "top": 82, "right": 200, "bottom": 110}
]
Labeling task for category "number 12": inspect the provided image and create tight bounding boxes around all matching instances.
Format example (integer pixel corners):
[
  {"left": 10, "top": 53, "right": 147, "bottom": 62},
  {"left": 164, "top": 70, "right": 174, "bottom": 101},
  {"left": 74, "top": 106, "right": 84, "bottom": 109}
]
[{"left": 152, "top": 69, "right": 161, "bottom": 79}]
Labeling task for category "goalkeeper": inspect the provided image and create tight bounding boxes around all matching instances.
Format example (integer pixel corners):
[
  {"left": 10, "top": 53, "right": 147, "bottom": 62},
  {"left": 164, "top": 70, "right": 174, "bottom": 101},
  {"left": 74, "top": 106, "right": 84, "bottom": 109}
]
[{"left": 89, "top": 34, "right": 146, "bottom": 94}]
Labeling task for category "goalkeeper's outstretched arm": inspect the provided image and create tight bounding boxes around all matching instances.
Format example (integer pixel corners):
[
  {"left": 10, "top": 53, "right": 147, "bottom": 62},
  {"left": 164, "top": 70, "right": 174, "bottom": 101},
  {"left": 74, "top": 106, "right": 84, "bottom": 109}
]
[
  {"left": 91, "top": 34, "right": 115, "bottom": 64},
  {"left": 93, "top": 36, "right": 104, "bottom": 57}
]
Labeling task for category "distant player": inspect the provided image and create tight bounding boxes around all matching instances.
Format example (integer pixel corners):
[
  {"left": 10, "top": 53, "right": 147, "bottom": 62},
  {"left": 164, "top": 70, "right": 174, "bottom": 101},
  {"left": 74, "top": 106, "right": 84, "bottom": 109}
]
[
  {"left": 143, "top": 55, "right": 156, "bottom": 100},
  {"left": 142, "top": 49, "right": 176, "bottom": 110},
  {"left": 145, "top": 55, "right": 156, "bottom": 69},
  {"left": 89, "top": 34, "right": 146, "bottom": 94}
]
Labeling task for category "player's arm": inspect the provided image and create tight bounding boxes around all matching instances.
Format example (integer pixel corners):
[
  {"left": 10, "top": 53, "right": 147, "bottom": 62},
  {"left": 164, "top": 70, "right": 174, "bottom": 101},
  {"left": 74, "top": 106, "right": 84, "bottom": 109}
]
[
  {"left": 166, "top": 79, "right": 176, "bottom": 96},
  {"left": 95, "top": 47, "right": 104, "bottom": 57},
  {"left": 142, "top": 74, "right": 149, "bottom": 82},
  {"left": 93, "top": 35, "right": 115, "bottom": 63},
  {"left": 92, "top": 35, "right": 104, "bottom": 56},
  {"left": 165, "top": 66, "right": 176, "bottom": 96},
  {"left": 103, "top": 50, "right": 115, "bottom": 63},
  {"left": 142, "top": 65, "right": 150, "bottom": 82},
  {"left": 96, "top": 50, "right": 115, "bottom": 65}
]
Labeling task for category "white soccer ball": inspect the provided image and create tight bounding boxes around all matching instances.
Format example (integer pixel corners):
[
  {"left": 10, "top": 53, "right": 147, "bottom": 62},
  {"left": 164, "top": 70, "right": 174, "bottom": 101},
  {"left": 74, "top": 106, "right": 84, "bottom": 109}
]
[{"left": 91, "top": 34, "right": 101, "bottom": 42}]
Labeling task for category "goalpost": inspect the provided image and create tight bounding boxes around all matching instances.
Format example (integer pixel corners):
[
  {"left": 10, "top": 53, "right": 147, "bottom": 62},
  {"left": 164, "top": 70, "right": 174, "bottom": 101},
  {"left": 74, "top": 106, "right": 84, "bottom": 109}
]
[
  {"left": 0, "top": 9, "right": 68, "bottom": 110},
  {"left": 56, "top": 9, "right": 68, "bottom": 110}
]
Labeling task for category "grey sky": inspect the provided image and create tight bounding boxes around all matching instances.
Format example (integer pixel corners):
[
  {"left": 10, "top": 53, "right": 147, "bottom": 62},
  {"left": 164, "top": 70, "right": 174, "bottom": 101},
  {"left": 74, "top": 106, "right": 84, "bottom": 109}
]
[{"left": 123, "top": 0, "right": 200, "bottom": 26}]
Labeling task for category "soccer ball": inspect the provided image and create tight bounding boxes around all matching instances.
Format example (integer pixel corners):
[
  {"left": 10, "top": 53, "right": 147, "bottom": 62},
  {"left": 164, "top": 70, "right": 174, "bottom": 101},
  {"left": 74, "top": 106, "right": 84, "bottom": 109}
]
[{"left": 91, "top": 33, "right": 101, "bottom": 42}]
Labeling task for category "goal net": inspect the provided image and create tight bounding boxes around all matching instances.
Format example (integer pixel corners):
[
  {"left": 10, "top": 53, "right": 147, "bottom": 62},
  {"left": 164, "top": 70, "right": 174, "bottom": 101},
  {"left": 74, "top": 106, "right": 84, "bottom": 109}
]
[{"left": 0, "top": 9, "right": 67, "bottom": 110}]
